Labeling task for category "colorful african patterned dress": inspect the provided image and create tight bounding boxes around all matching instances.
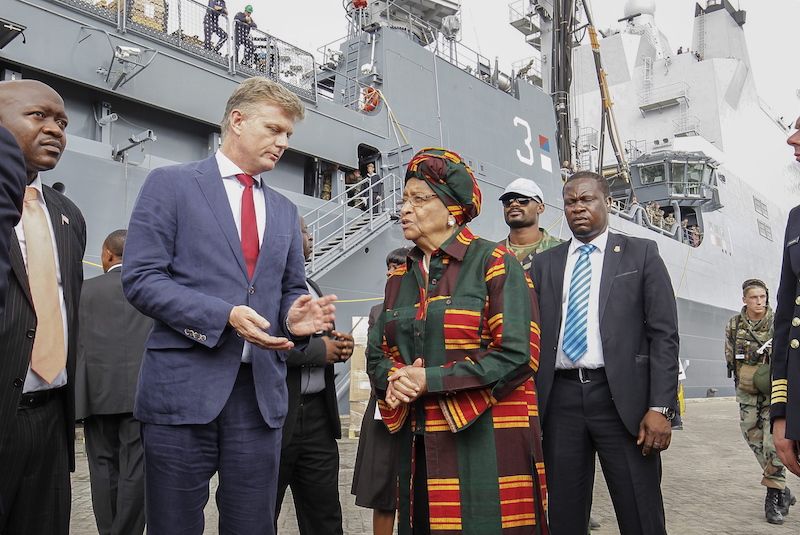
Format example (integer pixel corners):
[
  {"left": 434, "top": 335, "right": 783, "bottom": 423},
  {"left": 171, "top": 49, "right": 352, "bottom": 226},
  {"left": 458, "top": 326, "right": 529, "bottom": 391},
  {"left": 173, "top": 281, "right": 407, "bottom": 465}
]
[{"left": 367, "top": 226, "right": 549, "bottom": 535}]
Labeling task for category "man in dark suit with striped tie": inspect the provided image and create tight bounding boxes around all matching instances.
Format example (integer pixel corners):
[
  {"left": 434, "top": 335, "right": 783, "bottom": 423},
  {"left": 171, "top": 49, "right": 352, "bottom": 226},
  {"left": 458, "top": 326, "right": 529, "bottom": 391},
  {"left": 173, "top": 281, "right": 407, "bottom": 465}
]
[
  {"left": 531, "top": 171, "right": 679, "bottom": 535},
  {"left": 0, "top": 125, "right": 26, "bottom": 315},
  {"left": 0, "top": 79, "right": 87, "bottom": 534}
]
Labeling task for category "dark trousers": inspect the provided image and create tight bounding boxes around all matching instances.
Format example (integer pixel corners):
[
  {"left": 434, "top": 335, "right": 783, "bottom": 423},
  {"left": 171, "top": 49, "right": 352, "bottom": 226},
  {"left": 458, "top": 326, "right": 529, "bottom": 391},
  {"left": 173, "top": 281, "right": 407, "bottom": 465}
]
[
  {"left": 276, "top": 392, "right": 343, "bottom": 535},
  {"left": 141, "top": 365, "right": 281, "bottom": 535},
  {"left": 84, "top": 413, "right": 145, "bottom": 535},
  {"left": 203, "top": 15, "right": 227, "bottom": 52},
  {"left": 543, "top": 372, "right": 666, "bottom": 535},
  {"left": 0, "top": 393, "right": 70, "bottom": 535}
]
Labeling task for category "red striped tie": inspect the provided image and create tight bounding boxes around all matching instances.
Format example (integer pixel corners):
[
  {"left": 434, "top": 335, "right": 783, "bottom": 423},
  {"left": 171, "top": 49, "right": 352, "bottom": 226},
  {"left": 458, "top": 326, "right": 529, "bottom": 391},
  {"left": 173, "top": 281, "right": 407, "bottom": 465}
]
[{"left": 236, "top": 173, "right": 259, "bottom": 279}]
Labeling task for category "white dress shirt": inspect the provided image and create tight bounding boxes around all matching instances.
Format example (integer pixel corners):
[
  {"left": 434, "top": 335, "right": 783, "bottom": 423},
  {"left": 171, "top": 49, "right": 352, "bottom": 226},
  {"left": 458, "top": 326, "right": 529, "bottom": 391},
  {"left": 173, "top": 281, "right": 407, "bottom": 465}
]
[
  {"left": 15, "top": 175, "right": 69, "bottom": 392},
  {"left": 555, "top": 229, "right": 609, "bottom": 370},
  {"left": 215, "top": 150, "right": 267, "bottom": 362}
]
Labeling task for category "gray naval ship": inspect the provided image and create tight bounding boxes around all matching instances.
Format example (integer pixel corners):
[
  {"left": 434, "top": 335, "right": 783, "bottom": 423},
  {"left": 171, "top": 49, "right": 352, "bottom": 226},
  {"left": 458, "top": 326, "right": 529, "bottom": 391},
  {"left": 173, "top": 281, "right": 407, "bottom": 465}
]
[{"left": 0, "top": 0, "right": 792, "bottom": 401}]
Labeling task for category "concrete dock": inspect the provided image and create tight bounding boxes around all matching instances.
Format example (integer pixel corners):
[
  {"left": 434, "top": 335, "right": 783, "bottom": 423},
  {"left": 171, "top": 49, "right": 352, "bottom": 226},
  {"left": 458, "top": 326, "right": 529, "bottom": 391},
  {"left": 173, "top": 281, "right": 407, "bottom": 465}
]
[{"left": 69, "top": 397, "right": 800, "bottom": 534}]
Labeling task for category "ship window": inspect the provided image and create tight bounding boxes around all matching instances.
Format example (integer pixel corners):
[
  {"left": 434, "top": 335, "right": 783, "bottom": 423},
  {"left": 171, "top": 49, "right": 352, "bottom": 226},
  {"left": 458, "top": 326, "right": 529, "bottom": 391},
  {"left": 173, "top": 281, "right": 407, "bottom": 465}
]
[
  {"left": 703, "top": 165, "right": 713, "bottom": 184},
  {"left": 757, "top": 219, "right": 773, "bottom": 241},
  {"left": 753, "top": 197, "right": 769, "bottom": 218},
  {"left": 640, "top": 163, "right": 665, "bottom": 185},
  {"left": 670, "top": 162, "right": 685, "bottom": 194}
]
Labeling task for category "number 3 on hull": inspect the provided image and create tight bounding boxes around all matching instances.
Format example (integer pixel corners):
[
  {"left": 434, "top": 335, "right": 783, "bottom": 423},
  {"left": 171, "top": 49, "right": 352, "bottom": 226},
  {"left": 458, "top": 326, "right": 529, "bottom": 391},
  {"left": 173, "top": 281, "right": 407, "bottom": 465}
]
[{"left": 514, "top": 116, "right": 535, "bottom": 166}]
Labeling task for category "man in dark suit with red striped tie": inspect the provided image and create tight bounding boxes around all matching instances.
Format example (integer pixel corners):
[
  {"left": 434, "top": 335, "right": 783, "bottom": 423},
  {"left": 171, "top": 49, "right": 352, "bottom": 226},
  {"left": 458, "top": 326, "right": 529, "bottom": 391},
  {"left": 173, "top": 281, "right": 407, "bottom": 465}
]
[{"left": 123, "top": 77, "right": 337, "bottom": 535}]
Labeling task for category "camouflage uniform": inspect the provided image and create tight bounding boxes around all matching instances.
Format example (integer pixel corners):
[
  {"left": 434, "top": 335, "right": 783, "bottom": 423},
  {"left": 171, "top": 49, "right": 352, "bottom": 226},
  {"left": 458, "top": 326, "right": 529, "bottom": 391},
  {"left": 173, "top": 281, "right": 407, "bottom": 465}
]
[
  {"left": 501, "top": 228, "right": 563, "bottom": 272},
  {"left": 725, "top": 307, "right": 785, "bottom": 490}
]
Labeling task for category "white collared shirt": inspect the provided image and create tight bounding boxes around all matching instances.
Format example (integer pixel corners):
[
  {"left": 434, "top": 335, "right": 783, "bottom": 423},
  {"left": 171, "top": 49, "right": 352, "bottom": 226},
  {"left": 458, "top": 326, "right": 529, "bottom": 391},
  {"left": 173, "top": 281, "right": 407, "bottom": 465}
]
[
  {"left": 555, "top": 229, "right": 609, "bottom": 370},
  {"left": 215, "top": 150, "right": 266, "bottom": 247},
  {"left": 14, "top": 175, "right": 69, "bottom": 392},
  {"left": 215, "top": 150, "right": 267, "bottom": 362}
]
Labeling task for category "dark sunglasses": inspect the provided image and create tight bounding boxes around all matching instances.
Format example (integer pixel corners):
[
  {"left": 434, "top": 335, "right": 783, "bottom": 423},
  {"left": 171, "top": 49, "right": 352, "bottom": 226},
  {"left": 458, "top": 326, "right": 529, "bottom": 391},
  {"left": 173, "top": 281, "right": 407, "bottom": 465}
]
[{"left": 502, "top": 197, "right": 535, "bottom": 208}]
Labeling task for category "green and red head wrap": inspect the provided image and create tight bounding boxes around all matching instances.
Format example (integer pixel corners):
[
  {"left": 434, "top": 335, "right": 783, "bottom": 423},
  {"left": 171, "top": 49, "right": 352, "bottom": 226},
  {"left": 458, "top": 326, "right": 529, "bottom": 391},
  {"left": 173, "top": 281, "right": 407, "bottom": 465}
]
[{"left": 404, "top": 147, "right": 482, "bottom": 225}]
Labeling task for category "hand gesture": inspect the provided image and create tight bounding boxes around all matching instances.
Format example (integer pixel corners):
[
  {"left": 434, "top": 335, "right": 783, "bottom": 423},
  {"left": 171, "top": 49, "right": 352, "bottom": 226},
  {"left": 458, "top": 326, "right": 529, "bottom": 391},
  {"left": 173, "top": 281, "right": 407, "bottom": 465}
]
[
  {"left": 228, "top": 305, "right": 293, "bottom": 351},
  {"left": 322, "top": 330, "right": 354, "bottom": 364},
  {"left": 637, "top": 410, "right": 672, "bottom": 456},
  {"left": 287, "top": 294, "right": 337, "bottom": 337}
]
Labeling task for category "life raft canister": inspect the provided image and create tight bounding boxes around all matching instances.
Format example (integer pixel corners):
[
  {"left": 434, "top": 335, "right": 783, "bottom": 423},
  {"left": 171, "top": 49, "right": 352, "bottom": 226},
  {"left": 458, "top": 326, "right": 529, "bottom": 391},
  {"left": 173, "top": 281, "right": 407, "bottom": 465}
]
[{"left": 361, "top": 86, "right": 380, "bottom": 113}]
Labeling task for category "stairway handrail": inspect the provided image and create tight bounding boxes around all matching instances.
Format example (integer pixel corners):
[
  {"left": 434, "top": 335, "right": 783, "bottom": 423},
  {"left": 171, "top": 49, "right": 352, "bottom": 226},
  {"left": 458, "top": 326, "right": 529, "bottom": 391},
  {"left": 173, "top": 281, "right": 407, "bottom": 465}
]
[{"left": 304, "top": 172, "right": 402, "bottom": 277}]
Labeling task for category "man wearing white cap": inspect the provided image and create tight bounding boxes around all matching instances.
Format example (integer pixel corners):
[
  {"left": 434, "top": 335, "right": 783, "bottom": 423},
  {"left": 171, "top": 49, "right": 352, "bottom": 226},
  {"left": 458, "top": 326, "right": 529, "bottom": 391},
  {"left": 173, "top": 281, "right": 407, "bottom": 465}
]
[{"left": 499, "top": 178, "right": 562, "bottom": 272}]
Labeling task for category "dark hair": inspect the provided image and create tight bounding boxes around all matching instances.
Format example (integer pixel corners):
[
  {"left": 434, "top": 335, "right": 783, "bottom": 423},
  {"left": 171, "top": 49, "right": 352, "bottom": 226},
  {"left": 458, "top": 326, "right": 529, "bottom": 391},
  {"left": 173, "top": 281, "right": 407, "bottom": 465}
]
[
  {"left": 386, "top": 247, "right": 410, "bottom": 268},
  {"left": 103, "top": 229, "right": 127, "bottom": 257},
  {"left": 563, "top": 170, "right": 611, "bottom": 198}
]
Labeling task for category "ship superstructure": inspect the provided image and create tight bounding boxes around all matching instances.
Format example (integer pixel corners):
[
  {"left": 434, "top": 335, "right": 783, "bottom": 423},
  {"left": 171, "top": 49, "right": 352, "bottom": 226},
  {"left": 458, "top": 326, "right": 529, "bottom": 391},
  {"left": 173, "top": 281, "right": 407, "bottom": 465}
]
[
  {"left": 510, "top": 0, "right": 797, "bottom": 395},
  {"left": 0, "top": 0, "right": 790, "bottom": 398}
]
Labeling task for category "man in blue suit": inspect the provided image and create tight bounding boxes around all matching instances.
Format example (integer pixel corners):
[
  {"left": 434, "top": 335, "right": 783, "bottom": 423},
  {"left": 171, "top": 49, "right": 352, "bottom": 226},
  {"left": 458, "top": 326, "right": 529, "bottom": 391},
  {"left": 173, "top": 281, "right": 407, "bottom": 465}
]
[
  {"left": 122, "top": 77, "right": 336, "bottom": 535},
  {"left": 0, "top": 125, "right": 26, "bottom": 315}
]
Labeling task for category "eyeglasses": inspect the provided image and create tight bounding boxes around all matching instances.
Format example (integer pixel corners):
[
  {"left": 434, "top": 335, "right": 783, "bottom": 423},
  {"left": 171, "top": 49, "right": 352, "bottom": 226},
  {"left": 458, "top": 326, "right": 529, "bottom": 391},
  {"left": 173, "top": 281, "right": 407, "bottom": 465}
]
[
  {"left": 501, "top": 196, "right": 535, "bottom": 208},
  {"left": 398, "top": 193, "right": 439, "bottom": 208}
]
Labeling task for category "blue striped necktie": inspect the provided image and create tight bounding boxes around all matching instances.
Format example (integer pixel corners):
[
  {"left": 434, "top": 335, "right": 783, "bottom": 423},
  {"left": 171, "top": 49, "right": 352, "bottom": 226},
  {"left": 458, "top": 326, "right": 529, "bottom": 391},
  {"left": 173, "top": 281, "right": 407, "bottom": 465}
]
[{"left": 562, "top": 243, "right": 597, "bottom": 363}]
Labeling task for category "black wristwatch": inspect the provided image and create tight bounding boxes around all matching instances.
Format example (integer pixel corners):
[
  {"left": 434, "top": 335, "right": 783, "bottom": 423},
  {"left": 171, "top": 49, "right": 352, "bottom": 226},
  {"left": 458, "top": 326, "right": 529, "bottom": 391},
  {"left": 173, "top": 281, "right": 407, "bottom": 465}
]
[{"left": 650, "top": 406, "right": 676, "bottom": 421}]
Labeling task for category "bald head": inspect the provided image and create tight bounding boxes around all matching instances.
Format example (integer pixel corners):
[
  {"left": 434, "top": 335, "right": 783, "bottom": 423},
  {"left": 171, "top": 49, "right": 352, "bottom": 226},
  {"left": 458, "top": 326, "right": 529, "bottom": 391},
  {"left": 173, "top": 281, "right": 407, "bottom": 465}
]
[
  {"left": 101, "top": 229, "right": 127, "bottom": 272},
  {"left": 0, "top": 80, "right": 68, "bottom": 183}
]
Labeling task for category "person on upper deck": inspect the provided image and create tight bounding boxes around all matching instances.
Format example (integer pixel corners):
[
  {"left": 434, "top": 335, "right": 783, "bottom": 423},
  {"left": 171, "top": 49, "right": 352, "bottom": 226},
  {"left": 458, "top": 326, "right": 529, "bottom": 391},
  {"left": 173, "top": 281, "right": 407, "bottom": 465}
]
[
  {"left": 234, "top": 5, "right": 258, "bottom": 67},
  {"left": 203, "top": 0, "right": 228, "bottom": 53},
  {"left": 367, "top": 148, "right": 549, "bottom": 534}
]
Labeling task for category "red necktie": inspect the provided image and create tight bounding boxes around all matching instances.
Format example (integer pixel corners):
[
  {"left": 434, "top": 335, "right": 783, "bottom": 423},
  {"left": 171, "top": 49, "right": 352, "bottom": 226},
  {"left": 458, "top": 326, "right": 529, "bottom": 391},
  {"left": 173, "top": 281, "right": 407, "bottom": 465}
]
[{"left": 236, "top": 173, "right": 259, "bottom": 279}]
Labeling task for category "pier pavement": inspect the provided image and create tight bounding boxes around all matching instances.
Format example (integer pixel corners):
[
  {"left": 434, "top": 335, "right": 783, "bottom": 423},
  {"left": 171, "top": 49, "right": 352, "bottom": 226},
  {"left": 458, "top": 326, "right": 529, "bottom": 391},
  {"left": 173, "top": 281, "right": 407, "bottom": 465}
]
[{"left": 69, "top": 397, "right": 799, "bottom": 534}]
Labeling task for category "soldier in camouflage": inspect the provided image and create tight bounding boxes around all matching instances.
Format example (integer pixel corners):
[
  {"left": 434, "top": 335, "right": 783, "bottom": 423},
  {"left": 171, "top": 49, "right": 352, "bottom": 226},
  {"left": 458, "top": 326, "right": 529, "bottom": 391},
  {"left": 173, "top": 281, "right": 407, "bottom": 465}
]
[
  {"left": 498, "top": 178, "right": 562, "bottom": 272},
  {"left": 725, "top": 279, "right": 795, "bottom": 524}
]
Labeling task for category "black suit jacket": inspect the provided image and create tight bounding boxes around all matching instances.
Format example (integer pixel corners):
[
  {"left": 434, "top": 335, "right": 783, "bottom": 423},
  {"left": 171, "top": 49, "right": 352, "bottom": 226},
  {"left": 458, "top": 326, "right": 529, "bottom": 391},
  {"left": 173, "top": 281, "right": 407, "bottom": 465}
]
[
  {"left": 771, "top": 205, "right": 800, "bottom": 438},
  {"left": 532, "top": 231, "right": 679, "bottom": 436},
  {"left": 0, "top": 126, "right": 26, "bottom": 315},
  {"left": 281, "top": 278, "right": 341, "bottom": 448},
  {"left": 0, "top": 184, "right": 86, "bottom": 470},
  {"left": 75, "top": 268, "right": 152, "bottom": 420}
]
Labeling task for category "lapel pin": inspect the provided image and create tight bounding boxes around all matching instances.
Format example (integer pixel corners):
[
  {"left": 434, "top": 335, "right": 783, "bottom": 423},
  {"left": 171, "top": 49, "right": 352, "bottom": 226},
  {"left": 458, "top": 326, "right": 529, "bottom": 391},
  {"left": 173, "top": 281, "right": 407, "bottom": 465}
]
[
  {"left": 613, "top": 245, "right": 620, "bottom": 253},
  {"left": 61, "top": 214, "right": 70, "bottom": 225}
]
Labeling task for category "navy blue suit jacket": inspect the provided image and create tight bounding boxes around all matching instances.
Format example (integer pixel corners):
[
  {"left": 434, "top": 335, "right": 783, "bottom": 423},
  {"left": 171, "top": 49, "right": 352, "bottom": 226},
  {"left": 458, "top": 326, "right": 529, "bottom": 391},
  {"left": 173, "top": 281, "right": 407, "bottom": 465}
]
[
  {"left": 0, "top": 126, "right": 26, "bottom": 314},
  {"left": 122, "top": 155, "right": 308, "bottom": 428}
]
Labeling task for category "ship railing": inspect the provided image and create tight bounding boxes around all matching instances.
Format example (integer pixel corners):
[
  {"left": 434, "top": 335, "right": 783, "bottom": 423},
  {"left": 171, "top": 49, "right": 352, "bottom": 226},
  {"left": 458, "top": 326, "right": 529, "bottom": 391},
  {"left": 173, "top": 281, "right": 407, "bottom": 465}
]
[
  {"left": 427, "top": 34, "right": 493, "bottom": 85},
  {"left": 232, "top": 26, "right": 317, "bottom": 101},
  {"left": 512, "top": 56, "right": 543, "bottom": 86},
  {"left": 123, "top": 0, "right": 231, "bottom": 67},
  {"left": 304, "top": 172, "right": 403, "bottom": 278},
  {"left": 46, "top": 0, "right": 317, "bottom": 101},
  {"left": 611, "top": 202, "right": 688, "bottom": 242}
]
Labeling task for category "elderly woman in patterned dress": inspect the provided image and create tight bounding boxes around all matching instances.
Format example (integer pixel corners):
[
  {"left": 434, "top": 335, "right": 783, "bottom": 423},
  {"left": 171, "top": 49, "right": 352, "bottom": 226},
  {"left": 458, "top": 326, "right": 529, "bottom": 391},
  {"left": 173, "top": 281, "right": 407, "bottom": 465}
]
[{"left": 367, "top": 148, "right": 549, "bottom": 535}]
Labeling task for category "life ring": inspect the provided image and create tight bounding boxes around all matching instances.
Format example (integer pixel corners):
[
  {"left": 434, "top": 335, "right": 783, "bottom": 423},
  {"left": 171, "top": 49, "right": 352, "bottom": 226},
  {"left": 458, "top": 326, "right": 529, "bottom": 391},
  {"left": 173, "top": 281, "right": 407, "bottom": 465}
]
[{"left": 361, "top": 86, "right": 380, "bottom": 113}]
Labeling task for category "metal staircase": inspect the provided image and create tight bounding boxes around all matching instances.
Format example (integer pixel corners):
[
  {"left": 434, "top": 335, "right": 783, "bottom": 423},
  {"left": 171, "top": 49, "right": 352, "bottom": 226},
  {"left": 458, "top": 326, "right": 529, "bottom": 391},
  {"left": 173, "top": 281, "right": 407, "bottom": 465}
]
[{"left": 304, "top": 171, "right": 403, "bottom": 279}]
